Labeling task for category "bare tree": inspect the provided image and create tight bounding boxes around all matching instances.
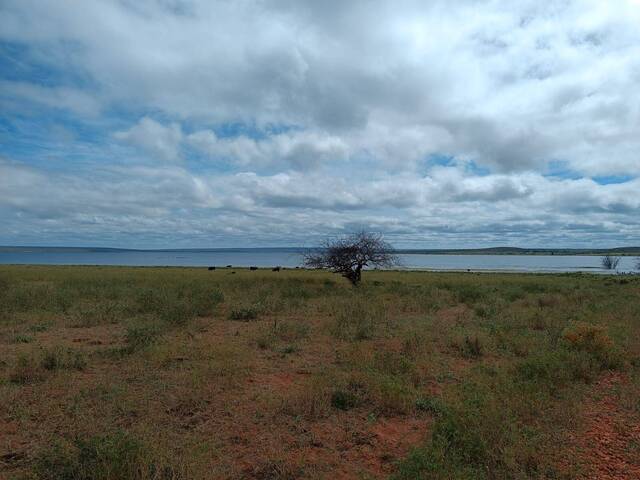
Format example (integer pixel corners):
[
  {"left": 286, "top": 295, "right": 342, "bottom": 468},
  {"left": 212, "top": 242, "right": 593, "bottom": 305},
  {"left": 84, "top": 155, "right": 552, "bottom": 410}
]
[
  {"left": 303, "top": 231, "right": 398, "bottom": 285},
  {"left": 601, "top": 255, "right": 621, "bottom": 270}
]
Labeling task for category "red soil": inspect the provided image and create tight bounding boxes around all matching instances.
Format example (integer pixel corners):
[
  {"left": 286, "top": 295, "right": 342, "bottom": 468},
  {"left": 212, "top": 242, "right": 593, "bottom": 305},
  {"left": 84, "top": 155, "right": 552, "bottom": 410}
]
[{"left": 567, "top": 372, "right": 640, "bottom": 479}]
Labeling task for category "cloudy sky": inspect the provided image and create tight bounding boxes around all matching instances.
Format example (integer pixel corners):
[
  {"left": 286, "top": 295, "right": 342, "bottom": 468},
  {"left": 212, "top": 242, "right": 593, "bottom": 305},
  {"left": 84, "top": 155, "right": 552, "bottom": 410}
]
[{"left": 1, "top": 0, "right": 639, "bottom": 248}]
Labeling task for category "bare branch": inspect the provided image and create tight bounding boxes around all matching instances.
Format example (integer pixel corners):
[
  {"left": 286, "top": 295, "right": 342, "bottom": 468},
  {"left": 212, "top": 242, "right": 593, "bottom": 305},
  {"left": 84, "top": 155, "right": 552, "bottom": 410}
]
[
  {"left": 601, "top": 255, "right": 621, "bottom": 270},
  {"left": 303, "top": 231, "right": 398, "bottom": 285}
]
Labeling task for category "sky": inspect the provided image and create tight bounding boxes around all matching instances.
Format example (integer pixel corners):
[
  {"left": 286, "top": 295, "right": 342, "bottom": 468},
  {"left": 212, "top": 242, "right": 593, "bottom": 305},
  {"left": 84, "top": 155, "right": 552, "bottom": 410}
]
[{"left": 1, "top": 0, "right": 639, "bottom": 249}]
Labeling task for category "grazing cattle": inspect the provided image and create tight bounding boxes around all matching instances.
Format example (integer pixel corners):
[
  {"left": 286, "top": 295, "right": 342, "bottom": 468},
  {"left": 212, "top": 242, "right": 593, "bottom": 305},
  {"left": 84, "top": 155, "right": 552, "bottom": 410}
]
[
  {"left": 226, "top": 265, "right": 233, "bottom": 268},
  {"left": 249, "top": 266, "right": 258, "bottom": 271},
  {"left": 272, "top": 266, "right": 281, "bottom": 272},
  {"left": 208, "top": 266, "right": 216, "bottom": 271}
]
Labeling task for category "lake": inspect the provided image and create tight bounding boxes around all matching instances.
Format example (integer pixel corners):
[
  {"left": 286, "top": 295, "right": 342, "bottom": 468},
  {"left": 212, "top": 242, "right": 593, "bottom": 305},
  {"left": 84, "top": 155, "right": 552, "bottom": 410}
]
[{"left": 0, "top": 248, "right": 637, "bottom": 273}]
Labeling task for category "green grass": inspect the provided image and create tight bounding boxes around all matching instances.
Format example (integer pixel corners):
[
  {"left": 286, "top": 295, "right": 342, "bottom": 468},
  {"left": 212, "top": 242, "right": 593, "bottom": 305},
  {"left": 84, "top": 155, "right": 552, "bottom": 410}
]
[{"left": 0, "top": 265, "right": 638, "bottom": 479}]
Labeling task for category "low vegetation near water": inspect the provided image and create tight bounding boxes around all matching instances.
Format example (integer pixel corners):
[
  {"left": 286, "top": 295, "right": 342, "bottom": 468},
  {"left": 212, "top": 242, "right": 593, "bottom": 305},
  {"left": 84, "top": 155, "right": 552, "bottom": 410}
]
[{"left": 1, "top": 266, "right": 639, "bottom": 479}]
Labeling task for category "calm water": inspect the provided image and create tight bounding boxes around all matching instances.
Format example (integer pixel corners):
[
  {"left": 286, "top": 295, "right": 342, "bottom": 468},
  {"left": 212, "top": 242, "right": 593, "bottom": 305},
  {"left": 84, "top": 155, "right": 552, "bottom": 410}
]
[{"left": 0, "top": 248, "right": 637, "bottom": 273}]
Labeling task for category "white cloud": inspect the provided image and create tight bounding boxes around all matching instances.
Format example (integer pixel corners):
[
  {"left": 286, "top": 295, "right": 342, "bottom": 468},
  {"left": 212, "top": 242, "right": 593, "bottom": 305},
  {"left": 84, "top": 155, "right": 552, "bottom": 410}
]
[
  {"left": 2, "top": 157, "right": 639, "bottom": 247},
  {"left": 187, "top": 129, "right": 349, "bottom": 169},
  {"left": 114, "top": 117, "right": 183, "bottom": 162},
  {"left": 1, "top": 1, "right": 640, "bottom": 246},
  {"left": 2, "top": 1, "right": 639, "bottom": 173},
  {"left": 0, "top": 80, "right": 101, "bottom": 116}
]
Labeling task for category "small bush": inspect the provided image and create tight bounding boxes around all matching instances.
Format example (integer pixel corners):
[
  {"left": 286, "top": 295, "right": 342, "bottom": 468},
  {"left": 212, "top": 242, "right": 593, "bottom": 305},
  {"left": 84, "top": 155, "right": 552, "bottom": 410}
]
[
  {"left": 32, "top": 430, "right": 179, "bottom": 480},
  {"left": 67, "top": 300, "right": 128, "bottom": 328},
  {"left": 40, "top": 348, "right": 87, "bottom": 371},
  {"left": 330, "top": 299, "right": 387, "bottom": 341},
  {"left": 537, "top": 294, "right": 560, "bottom": 308},
  {"left": 278, "top": 344, "right": 299, "bottom": 355},
  {"left": 281, "top": 376, "right": 333, "bottom": 418},
  {"left": 229, "top": 307, "right": 259, "bottom": 321},
  {"left": 124, "top": 324, "right": 160, "bottom": 353},
  {"left": 159, "top": 299, "right": 195, "bottom": 325},
  {"left": 29, "top": 323, "right": 50, "bottom": 333},
  {"left": 415, "top": 396, "right": 448, "bottom": 416},
  {"left": 323, "top": 279, "right": 336, "bottom": 288},
  {"left": 190, "top": 289, "right": 224, "bottom": 317},
  {"left": 515, "top": 349, "right": 604, "bottom": 387},
  {"left": 456, "top": 336, "right": 483, "bottom": 359},
  {"left": 9, "top": 355, "right": 44, "bottom": 384},
  {"left": 372, "top": 376, "right": 415, "bottom": 414},
  {"left": 13, "top": 334, "right": 33, "bottom": 343},
  {"left": 273, "top": 321, "right": 310, "bottom": 342},
  {"left": 373, "top": 350, "right": 417, "bottom": 377},
  {"left": 331, "top": 389, "right": 359, "bottom": 410},
  {"left": 561, "top": 322, "right": 621, "bottom": 368},
  {"left": 455, "top": 285, "right": 484, "bottom": 305}
]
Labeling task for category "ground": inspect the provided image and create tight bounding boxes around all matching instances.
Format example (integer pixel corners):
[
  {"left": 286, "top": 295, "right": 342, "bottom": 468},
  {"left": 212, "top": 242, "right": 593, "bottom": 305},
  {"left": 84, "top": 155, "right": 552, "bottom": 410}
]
[{"left": 0, "top": 266, "right": 639, "bottom": 479}]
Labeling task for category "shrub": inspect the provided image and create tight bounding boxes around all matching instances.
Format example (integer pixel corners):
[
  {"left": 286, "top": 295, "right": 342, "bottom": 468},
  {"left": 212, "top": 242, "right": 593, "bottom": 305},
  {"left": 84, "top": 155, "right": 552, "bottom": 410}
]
[
  {"left": 415, "top": 396, "right": 448, "bottom": 416},
  {"left": 454, "top": 335, "right": 483, "bottom": 359},
  {"left": 515, "top": 349, "right": 605, "bottom": 387},
  {"left": 393, "top": 382, "right": 525, "bottom": 480},
  {"left": 455, "top": 284, "right": 484, "bottom": 305},
  {"left": 13, "top": 334, "right": 33, "bottom": 343},
  {"left": 32, "top": 430, "right": 180, "bottom": 480},
  {"left": 159, "top": 299, "right": 195, "bottom": 325},
  {"left": 273, "top": 321, "right": 310, "bottom": 342},
  {"left": 190, "top": 288, "right": 224, "bottom": 317},
  {"left": 372, "top": 376, "right": 415, "bottom": 414},
  {"left": 561, "top": 322, "right": 621, "bottom": 368},
  {"left": 330, "top": 298, "right": 387, "bottom": 341},
  {"left": 331, "top": 389, "right": 359, "bottom": 410},
  {"left": 281, "top": 376, "right": 334, "bottom": 418},
  {"left": 9, "top": 355, "right": 44, "bottom": 384},
  {"left": 229, "top": 307, "right": 259, "bottom": 321},
  {"left": 124, "top": 323, "right": 160, "bottom": 353},
  {"left": 41, "top": 348, "right": 87, "bottom": 371}
]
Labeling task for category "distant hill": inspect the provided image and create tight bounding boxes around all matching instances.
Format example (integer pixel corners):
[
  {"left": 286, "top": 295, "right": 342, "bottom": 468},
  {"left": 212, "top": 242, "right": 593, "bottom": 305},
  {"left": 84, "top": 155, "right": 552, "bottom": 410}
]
[{"left": 395, "top": 247, "right": 640, "bottom": 256}]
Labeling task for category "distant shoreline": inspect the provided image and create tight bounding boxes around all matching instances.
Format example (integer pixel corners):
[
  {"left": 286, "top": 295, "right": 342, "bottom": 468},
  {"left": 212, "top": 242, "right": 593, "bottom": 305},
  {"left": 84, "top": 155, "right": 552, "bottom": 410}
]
[{"left": 1, "top": 246, "right": 639, "bottom": 256}]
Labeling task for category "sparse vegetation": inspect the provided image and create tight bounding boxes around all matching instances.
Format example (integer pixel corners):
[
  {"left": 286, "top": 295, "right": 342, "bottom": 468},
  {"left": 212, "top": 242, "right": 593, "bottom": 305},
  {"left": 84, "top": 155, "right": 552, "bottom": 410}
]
[
  {"left": 228, "top": 306, "right": 259, "bottom": 321},
  {"left": 0, "top": 265, "right": 638, "bottom": 479},
  {"left": 32, "top": 430, "right": 180, "bottom": 480}
]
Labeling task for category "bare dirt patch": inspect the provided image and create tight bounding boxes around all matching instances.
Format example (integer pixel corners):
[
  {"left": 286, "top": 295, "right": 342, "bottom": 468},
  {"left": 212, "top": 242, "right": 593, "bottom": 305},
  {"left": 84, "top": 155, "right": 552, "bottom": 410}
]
[{"left": 566, "top": 372, "right": 640, "bottom": 479}]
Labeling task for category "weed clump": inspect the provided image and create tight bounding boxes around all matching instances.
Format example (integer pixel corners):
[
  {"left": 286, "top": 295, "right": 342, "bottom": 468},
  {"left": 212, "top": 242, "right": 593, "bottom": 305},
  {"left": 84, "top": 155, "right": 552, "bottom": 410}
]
[
  {"left": 32, "top": 430, "right": 180, "bottom": 480},
  {"left": 9, "top": 355, "right": 44, "bottom": 384},
  {"left": 330, "top": 298, "right": 388, "bottom": 341},
  {"left": 13, "top": 333, "right": 33, "bottom": 343},
  {"left": 331, "top": 389, "right": 359, "bottom": 410},
  {"left": 229, "top": 307, "right": 259, "bottom": 321},
  {"left": 415, "top": 396, "right": 447, "bottom": 416},
  {"left": 40, "top": 348, "right": 87, "bottom": 371},
  {"left": 124, "top": 323, "right": 160, "bottom": 353},
  {"left": 453, "top": 335, "right": 483, "bottom": 359},
  {"left": 561, "top": 322, "right": 621, "bottom": 368}
]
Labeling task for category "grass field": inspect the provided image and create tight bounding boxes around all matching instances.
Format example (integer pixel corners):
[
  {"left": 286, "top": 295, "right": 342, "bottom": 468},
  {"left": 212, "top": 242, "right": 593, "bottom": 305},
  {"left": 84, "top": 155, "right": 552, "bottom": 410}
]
[{"left": 1, "top": 266, "right": 639, "bottom": 479}]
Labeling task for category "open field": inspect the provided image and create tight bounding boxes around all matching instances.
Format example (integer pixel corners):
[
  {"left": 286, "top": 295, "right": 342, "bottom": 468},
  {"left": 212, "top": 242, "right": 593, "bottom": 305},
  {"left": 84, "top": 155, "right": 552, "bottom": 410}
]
[{"left": 1, "top": 266, "right": 639, "bottom": 479}]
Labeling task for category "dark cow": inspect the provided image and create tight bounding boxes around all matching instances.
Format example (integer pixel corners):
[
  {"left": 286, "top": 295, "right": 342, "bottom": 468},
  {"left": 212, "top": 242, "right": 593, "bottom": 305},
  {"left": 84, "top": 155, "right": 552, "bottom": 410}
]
[
  {"left": 249, "top": 266, "right": 258, "bottom": 271},
  {"left": 272, "top": 266, "right": 281, "bottom": 272},
  {"left": 208, "top": 266, "right": 216, "bottom": 271}
]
